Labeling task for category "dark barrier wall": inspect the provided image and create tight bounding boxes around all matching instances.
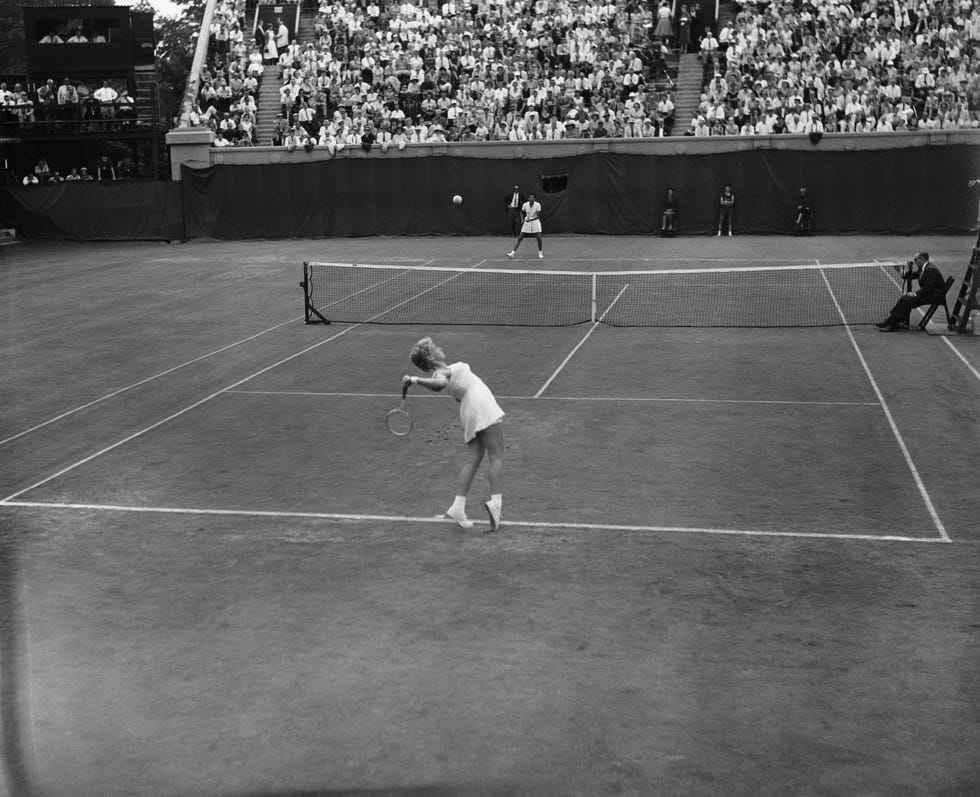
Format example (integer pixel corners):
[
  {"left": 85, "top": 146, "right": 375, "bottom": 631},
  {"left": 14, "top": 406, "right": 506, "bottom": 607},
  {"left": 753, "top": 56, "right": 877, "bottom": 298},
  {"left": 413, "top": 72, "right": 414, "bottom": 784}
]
[
  {"left": 0, "top": 181, "right": 184, "bottom": 241},
  {"left": 181, "top": 145, "right": 979, "bottom": 239},
  {"left": 1, "top": 144, "right": 978, "bottom": 240}
]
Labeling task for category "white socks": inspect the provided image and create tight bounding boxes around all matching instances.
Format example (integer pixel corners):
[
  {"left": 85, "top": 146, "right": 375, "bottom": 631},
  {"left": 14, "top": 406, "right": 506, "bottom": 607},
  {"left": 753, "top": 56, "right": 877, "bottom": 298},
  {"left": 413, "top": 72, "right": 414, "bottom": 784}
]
[
  {"left": 447, "top": 495, "right": 503, "bottom": 530},
  {"left": 446, "top": 496, "right": 473, "bottom": 529}
]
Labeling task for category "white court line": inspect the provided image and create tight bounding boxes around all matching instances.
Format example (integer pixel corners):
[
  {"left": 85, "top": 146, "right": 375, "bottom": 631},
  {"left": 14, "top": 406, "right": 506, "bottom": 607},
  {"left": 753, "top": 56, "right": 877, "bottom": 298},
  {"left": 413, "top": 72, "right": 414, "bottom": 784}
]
[
  {"left": 0, "top": 500, "right": 947, "bottom": 544},
  {"left": 225, "top": 389, "right": 879, "bottom": 407},
  {"left": 1, "top": 259, "right": 487, "bottom": 505},
  {"left": 0, "top": 316, "right": 304, "bottom": 448},
  {"left": 0, "top": 325, "right": 366, "bottom": 504},
  {"left": 492, "top": 257, "right": 823, "bottom": 264},
  {"left": 876, "top": 259, "right": 980, "bottom": 384},
  {"left": 534, "top": 284, "right": 630, "bottom": 397},
  {"left": 819, "top": 265, "right": 950, "bottom": 542}
]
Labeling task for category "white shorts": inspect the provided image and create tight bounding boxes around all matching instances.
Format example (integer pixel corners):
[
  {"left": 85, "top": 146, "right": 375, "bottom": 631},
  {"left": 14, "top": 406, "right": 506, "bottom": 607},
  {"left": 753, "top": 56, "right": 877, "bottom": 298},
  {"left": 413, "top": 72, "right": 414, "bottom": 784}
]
[{"left": 521, "top": 219, "right": 542, "bottom": 235}]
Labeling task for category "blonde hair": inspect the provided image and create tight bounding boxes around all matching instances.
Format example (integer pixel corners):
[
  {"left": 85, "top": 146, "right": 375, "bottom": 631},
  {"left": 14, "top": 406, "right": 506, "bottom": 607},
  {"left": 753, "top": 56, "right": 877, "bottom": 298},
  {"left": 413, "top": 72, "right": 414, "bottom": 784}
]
[{"left": 410, "top": 336, "right": 439, "bottom": 371}]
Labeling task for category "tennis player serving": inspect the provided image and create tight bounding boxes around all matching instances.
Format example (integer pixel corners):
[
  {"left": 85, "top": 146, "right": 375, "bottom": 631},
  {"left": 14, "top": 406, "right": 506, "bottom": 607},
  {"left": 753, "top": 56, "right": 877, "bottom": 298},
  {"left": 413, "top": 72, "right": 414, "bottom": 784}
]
[{"left": 403, "top": 337, "right": 505, "bottom": 531}]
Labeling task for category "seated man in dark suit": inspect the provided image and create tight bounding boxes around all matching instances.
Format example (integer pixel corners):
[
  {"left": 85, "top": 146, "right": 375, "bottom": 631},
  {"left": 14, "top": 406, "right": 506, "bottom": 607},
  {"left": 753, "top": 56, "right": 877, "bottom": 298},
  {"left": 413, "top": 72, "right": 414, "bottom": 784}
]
[{"left": 876, "top": 252, "right": 944, "bottom": 332}]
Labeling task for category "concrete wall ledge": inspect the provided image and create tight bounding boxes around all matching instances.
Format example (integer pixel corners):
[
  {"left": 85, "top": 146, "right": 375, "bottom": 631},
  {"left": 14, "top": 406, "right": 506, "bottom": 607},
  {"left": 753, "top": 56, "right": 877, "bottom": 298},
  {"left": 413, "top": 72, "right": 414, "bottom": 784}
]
[{"left": 167, "top": 128, "right": 980, "bottom": 176}]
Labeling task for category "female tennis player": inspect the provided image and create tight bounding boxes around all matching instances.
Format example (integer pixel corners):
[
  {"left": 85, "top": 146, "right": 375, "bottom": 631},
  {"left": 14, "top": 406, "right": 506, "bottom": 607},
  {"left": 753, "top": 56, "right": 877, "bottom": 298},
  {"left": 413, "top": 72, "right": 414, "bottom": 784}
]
[
  {"left": 403, "top": 337, "right": 505, "bottom": 531},
  {"left": 506, "top": 192, "right": 544, "bottom": 259}
]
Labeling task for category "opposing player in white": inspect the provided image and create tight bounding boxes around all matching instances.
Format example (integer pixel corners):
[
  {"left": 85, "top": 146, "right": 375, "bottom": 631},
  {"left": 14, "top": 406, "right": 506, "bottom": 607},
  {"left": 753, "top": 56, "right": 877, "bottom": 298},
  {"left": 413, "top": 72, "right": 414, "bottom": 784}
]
[{"left": 507, "top": 192, "right": 544, "bottom": 259}]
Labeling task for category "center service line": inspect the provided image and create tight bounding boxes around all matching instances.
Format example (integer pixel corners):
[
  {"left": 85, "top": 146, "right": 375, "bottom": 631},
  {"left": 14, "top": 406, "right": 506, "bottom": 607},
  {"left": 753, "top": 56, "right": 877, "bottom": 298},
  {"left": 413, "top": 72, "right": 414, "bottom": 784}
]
[{"left": 534, "top": 283, "right": 630, "bottom": 398}]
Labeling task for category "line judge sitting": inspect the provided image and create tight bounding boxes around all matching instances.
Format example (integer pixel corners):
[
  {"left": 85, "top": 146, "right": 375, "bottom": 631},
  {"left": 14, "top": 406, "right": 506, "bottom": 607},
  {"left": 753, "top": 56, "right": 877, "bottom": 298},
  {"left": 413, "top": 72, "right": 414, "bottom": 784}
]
[{"left": 876, "top": 252, "right": 945, "bottom": 332}]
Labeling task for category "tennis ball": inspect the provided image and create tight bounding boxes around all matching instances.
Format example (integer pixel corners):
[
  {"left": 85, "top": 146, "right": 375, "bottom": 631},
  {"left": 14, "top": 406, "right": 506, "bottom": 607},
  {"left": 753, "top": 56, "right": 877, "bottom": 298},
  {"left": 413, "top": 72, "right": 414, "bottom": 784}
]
[{"left": 452, "top": 194, "right": 462, "bottom": 205}]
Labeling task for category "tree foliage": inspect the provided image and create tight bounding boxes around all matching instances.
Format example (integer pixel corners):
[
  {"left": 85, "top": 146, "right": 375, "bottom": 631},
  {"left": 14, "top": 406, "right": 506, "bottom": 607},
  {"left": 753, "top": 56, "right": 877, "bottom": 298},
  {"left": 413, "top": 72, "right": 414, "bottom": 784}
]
[
  {"left": 153, "top": 0, "right": 206, "bottom": 103},
  {"left": 0, "top": 0, "right": 206, "bottom": 95}
]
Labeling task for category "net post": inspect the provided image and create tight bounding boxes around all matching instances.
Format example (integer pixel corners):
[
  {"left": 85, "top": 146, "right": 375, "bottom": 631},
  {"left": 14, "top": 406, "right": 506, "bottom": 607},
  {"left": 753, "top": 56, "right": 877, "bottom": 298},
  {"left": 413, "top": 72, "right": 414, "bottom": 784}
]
[
  {"left": 591, "top": 273, "right": 597, "bottom": 323},
  {"left": 300, "top": 261, "right": 331, "bottom": 325}
]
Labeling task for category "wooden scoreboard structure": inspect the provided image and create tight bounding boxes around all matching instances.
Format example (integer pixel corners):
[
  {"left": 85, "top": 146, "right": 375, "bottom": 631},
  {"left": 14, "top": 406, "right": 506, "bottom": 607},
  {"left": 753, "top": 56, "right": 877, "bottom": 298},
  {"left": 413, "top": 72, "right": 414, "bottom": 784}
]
[{"left": 2, "top": 5, "right": 162, "bottom": 179}]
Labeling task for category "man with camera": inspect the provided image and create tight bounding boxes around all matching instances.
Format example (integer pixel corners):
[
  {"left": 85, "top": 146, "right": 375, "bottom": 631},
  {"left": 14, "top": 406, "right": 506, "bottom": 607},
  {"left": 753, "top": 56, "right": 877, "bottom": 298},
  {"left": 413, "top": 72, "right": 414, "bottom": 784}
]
[{"left": 876, "top": 252, "right": 945, "bottom": 332}]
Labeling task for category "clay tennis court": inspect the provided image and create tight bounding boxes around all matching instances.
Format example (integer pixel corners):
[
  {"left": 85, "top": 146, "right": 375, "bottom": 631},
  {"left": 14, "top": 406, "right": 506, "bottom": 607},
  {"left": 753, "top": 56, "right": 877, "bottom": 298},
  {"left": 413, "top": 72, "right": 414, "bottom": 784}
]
[{"left": 2, "top": 233, "right": 979, "bottom": 796}]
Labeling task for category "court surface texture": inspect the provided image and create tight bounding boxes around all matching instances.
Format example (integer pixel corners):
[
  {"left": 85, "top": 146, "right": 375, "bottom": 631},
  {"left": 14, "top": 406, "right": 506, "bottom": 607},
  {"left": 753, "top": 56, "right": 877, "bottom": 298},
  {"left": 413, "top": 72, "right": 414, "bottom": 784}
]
[{"left": 1, "top": 234, "right": 978, "bottom": 797}]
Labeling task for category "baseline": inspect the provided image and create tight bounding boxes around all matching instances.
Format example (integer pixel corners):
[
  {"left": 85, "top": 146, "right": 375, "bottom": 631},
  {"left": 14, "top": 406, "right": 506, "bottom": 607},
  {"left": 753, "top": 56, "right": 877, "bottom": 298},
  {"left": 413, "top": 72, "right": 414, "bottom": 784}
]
[{"left": 0, "top": 500, "right": 948, "bottom": 544}]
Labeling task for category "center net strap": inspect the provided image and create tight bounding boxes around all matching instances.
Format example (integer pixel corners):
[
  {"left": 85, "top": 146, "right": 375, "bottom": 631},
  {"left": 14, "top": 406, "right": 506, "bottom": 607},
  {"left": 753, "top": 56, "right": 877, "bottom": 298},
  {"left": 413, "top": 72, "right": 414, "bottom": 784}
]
[{"left": 303, "top": 261, "right": 900, "bottom": 327}]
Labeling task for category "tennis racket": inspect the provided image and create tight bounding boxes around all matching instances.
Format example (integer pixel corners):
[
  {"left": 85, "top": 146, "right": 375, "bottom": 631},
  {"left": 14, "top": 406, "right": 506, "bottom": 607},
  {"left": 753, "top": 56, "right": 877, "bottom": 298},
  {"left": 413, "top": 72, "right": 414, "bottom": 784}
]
[{"left": 385, "top": 383, "right": 413, "bottom": 437}]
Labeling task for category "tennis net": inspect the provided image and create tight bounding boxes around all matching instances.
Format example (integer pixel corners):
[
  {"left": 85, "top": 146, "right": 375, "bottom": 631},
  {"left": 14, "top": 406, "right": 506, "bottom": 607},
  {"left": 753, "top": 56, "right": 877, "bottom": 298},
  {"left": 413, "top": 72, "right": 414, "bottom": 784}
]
[{"left": 301, "top": 260, "right": 901, "bottom": 327}]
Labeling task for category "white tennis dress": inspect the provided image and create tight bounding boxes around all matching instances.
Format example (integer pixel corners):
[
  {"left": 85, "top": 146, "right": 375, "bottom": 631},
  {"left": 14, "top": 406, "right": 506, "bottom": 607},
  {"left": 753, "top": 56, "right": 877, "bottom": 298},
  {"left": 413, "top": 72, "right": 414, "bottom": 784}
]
[
  {"left": 444, "top": 362, "right": 504, "bottom": 442},
  {"left": 521, "top": 200, "right": 542, "bottom": 234}
]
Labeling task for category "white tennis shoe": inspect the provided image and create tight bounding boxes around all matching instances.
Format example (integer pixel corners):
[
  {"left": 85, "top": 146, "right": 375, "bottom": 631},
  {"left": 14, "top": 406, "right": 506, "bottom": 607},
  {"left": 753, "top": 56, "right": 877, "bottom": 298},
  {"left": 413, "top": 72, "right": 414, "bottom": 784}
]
[
  {"left": 446, "top": 505, "right": 474, "bottom": 529},
  {"left": 506, "top": 251, "right": 515, "bottom": 258},
  {"left": 485, "top": 500, "right": 502, "bottom": 532},
  {"left": 538, "top": 251, "right": 544, "bottom": 259}
]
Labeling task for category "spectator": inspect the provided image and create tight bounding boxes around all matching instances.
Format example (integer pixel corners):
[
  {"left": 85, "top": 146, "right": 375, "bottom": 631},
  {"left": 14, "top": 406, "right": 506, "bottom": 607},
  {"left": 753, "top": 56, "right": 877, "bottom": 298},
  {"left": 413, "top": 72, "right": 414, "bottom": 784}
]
[
  {"left": 116, "top": 90, "right": 135, "bottom": 125},
  {"left": 117, "top": 156, "right": 134, "bottom": 179},
  {"left": 677, "top": 5, "right": 693, "bottom": 54},
  {"left": 96, "top": 154, "right": 116, "bottom": 181},
  {"left": 57, "top": 78, "right": 78, "bottom": 123},
  {"left": 37, "top": 79, "right": 57, "bottom": 122},
  {"left": 653, "top": 1, "right": 673, "bottom": 47},
  {"left": 276, "top": 17, "right": 289, "bottom": 52},
  {"left": 93, "top": 80, "right": 118, "bottom": 119},
  {"left": 33, "top": 157, "right": 51, "bottom": 182}
]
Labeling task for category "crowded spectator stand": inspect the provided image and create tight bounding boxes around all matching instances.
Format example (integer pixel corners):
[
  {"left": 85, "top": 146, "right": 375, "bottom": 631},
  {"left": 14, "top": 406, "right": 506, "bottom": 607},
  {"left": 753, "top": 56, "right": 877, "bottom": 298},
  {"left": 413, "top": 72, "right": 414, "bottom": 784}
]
[{"left": 174, "top": 0, "right": 978, "bottom": 148}]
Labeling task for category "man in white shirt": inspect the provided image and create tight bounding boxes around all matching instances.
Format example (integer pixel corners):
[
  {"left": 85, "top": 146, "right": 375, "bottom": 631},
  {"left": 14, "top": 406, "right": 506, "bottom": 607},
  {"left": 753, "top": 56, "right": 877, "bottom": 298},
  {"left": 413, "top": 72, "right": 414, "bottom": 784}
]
[
  {"left": 276, "top": 18, "right": 289, "bottom": 51},
  {"left": 93, "top": 80, "right": 118, "bottom": 118},
  {"left": 700, "top": 29, "right": 719, "bottom": 67}
]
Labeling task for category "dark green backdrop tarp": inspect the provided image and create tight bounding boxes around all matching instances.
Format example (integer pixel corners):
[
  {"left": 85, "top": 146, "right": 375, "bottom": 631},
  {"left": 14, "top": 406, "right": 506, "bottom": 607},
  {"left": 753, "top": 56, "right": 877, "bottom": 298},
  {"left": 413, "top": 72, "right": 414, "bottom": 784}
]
[
  {"left": 1, "top": 144, "right": 977, "bottom": 240},
  {"left": 180, "top": 145, "right": 980, "bottom": 238},
  {"left": 0, "top": 181, "right": 184, "bottom": 241}
]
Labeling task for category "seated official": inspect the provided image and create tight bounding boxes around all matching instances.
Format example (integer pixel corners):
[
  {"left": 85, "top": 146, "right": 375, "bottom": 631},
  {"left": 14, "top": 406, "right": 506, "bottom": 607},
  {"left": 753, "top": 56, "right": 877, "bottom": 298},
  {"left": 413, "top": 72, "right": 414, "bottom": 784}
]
[{"left": 876, "top": 253, "right": 945, "bottom": 332}]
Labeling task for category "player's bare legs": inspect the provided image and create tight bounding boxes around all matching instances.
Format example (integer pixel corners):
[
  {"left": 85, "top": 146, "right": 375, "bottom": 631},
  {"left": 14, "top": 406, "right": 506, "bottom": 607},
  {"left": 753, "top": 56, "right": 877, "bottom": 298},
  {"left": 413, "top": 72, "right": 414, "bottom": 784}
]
[
  {"left": 447, "top": 437, "right": 486, "bottom": 528},
  {"left": 478, "top": 424, "right": 504, "bottom": 530}
]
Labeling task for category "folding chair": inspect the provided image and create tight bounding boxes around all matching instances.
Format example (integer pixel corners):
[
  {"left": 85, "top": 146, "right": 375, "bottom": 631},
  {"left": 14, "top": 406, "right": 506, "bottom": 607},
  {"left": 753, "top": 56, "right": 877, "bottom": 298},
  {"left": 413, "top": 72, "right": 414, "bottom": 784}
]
[{"left": 918, "top": 275, "right": 956, "bottom": 330}]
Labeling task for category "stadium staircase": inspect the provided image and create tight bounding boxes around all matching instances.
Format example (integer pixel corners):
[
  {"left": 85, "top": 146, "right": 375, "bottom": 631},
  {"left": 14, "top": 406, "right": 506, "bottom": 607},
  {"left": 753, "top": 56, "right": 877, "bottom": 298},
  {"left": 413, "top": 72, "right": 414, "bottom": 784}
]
[
  {"left": 255, "top": 9, "right": 318, "bottom": 145},
  {"left": 715, "top": 0, "right": 736, "bottom": 31},
  {"left": 255, "top": 69, "right": 283, "bottom": 145},
  {"left": 670, "top": 53, "right": 703, "bottom": 133},
  {"left": 668, "top": 1, "right": 736, "bottom": 134}
]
